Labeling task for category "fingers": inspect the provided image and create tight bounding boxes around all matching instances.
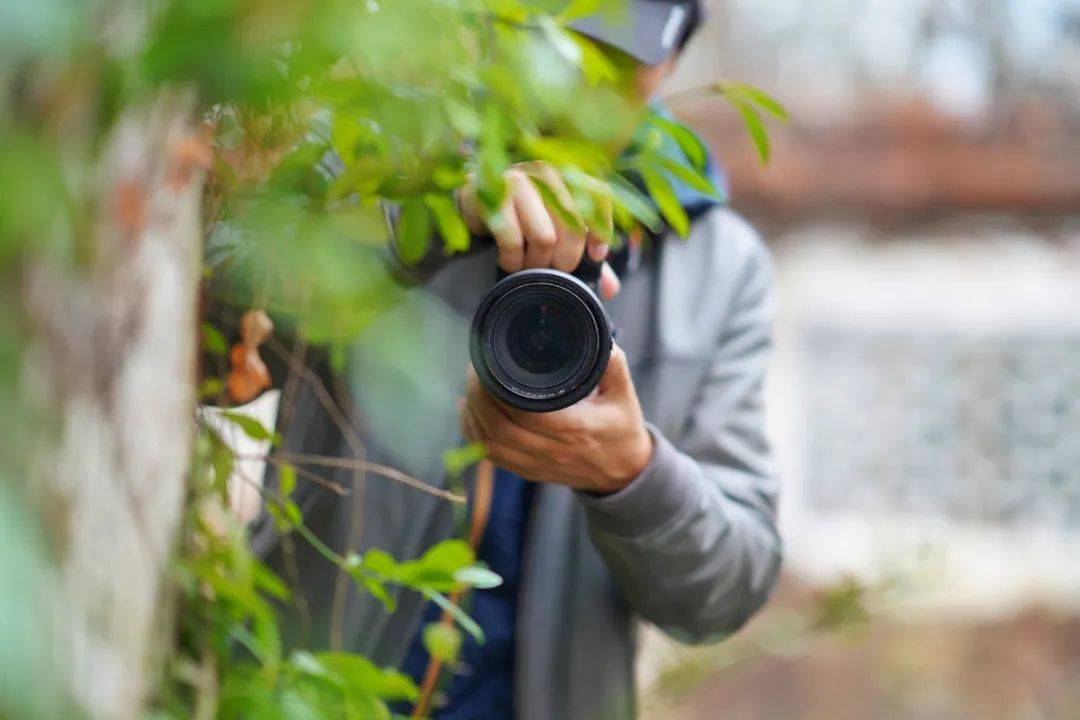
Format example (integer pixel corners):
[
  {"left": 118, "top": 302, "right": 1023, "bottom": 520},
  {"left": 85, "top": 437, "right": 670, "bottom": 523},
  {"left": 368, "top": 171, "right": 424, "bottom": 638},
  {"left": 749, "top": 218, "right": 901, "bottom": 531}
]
[
  {"left": 472, "top": 163, "right": 612, "bottom": 276},
  {"left": 508, "top": 170, "right": 559, "bottom": 270},
  {"left": 464, "top": 365, "right": 549, "bottom": 452},
  {"left": 528, "top": 164, "right": 585, "bottom": 273},
  {"left": 492, "top": 193, "right": 524, "bottom": 273},
  {"left": 587, "top": 238, "right": 609, "bottom": 262},
  {"left": 456, "top": 180, "right": 486, "bottom": 235},
  {"left": 585, "top": 192, "right": 614, "bottom": 266},
  {"left": 599, "top": 261, "right": 621, "bottom": 300},
  {"left": 551, "top": 220, "right": 586, "bottom": 273}
]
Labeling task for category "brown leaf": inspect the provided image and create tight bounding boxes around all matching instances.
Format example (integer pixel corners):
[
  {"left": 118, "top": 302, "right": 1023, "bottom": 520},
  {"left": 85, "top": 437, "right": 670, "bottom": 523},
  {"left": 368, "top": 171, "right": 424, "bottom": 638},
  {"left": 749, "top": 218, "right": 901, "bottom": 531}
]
[{"left": 226, "top": 343, "right": 271, "bottom": 404}]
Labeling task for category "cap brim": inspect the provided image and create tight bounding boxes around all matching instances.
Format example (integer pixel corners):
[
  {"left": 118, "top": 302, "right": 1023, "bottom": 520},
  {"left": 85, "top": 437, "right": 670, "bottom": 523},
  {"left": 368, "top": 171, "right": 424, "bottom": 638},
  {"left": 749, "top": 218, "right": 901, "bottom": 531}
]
[{"left": 568, "top": 3, "right": 689, "bottom": 66}]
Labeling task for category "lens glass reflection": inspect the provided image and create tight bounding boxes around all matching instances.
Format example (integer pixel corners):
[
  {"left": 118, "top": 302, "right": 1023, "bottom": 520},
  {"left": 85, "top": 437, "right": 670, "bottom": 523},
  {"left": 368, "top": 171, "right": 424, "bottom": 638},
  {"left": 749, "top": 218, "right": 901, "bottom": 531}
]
[{"left": 492, "top": 292, "right": 590, "bottom": 390}]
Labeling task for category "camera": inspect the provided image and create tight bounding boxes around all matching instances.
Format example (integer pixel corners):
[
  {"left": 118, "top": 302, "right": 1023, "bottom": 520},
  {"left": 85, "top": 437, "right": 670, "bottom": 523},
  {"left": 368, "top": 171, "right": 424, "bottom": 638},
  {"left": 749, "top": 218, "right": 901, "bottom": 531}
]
[{"left": 469, "top": 259, "right": 613, "bottom": 413}]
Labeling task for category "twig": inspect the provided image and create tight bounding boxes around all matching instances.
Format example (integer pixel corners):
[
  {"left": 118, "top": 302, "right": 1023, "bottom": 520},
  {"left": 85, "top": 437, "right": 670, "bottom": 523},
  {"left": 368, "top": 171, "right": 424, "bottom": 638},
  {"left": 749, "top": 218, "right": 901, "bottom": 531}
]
[
  {"left": 269, "top": 322, "right": 364, "bottom": 649},
  {"left": 276, "top": 334, "right": 309, "bottom": 430},
  {"left": 261, "top": 454, "right": 349, "bottom": 496},
  {"left": 329, "top": 375, "right": 366, "bottom": 653},
  {"left": 265, "top": 335, "right": 366, "bottom": 454},
  {"left": 251, "top": 452, "right": 465, "bottom": 504},
  {"left": 279, "top": 533, "right": 313, "bottom": 644}
]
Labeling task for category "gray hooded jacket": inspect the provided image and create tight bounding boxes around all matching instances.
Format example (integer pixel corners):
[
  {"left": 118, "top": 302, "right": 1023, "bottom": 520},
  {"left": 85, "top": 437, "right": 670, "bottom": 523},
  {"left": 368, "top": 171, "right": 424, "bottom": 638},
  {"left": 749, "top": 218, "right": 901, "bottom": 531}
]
[{"left": 255, "top": 205, "right": 782, "bottom": 719}]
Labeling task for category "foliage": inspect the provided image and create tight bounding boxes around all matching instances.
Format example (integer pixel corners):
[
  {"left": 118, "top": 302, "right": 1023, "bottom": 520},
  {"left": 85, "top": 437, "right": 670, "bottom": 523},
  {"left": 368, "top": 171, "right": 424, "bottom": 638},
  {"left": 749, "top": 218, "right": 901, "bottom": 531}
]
[
  {"left": 156, "top": 418, "right": 502, "bottom": 719},
  {"left": 0, "top": 0, "right": 785, "bottom": 718}
]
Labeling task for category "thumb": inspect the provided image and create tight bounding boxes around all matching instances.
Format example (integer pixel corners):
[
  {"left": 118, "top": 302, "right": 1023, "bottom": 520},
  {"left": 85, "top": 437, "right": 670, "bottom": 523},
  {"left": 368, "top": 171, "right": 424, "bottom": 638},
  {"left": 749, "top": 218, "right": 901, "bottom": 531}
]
[{"left": 597, "top": 344, "right": 632, "bottom": 397}]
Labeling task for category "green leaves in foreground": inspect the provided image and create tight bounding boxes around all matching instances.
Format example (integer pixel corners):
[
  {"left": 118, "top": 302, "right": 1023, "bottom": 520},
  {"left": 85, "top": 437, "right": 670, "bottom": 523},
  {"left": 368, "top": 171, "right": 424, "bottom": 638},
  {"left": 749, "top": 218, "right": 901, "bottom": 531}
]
[
  {"left": 219, "top": 411, "right": 281, "bottom": 445},
  {"left": 423, "top": 622, "right": 463, "bottom": 663},
  {"left": 443, "top": 442, "right": 487, "bottom": 476},
  {"left": 346, "top": 539, "right": 503, "bottom": 643},
  {"left": 715, "top": 82, "right": 790, "bottom": 163},
  {"left": 215, "top": 650, "right": 419, "bottom": 720}
]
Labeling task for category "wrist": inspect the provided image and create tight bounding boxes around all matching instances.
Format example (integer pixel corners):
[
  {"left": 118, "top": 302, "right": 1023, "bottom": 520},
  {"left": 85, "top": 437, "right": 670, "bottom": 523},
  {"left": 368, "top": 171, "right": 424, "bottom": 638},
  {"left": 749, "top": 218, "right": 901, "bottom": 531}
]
[{"left": 596, "top": 424, "right": 654, "bottom": 495}]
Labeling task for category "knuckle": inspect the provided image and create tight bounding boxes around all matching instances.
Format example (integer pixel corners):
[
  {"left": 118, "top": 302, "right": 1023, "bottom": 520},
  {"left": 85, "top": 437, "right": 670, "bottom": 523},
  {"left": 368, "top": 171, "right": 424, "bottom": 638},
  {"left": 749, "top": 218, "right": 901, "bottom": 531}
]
[
  {"left": 559, "top": 415, "right": 587, "bottom": 436},
  {"left": 535, "top": 230, "right": 558, "bottom": 247}
]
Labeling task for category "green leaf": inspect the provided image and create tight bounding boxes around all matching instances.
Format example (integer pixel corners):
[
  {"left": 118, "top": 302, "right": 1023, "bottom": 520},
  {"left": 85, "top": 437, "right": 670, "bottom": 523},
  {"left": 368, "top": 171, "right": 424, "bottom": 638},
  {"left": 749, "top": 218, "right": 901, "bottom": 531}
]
[
  {"left": 442, "top": 443, "right": 486, "bottom": 476},
  {"left": 442, "top": 96, "right": 481, "bottom": 137},
  {"left": 198, "top": 377, "right": 224, "bottom": 400},
  {"left": 329, "top": 343, "right": 347, "bottom": 374},
  {"left": 527, "top": 175, "right": 586, "bottom": 234},
  {"left": 538, "top": 16, "right": 582, "bottom": 67},
  {"left": 278, "top": 463, "right": 296, "bottom": 498},
  {"left": 268, "top": 497, "right": 302, "bottom": 533},
  {"left": 521, "top": 135, "right": 610, "bottom": 175},
  {"left": 654, "top": 156, "right": 724, "bottom": 200},
  {"left": 605, "top": 174, "right": 661, "bottom": 233},
  {"left": 394, "top": 539, "right": 475, "bottom": 592},
  {"left": 290, "top": 650, "right": 329, "bottom": 679},
  {"left": 220, "top": 411, "right": 281, "bottom": 445},
  {"left": 734, "top": 100, "right": 771, "bottom": 163},
  {"left": 207, "top": 431, "right": 234, "bottom": 500},
  {"left": 481, "top": 0, "right": 529, "bottom": 23},
  {"left": 283, "top": 499, "right": 301, "bottom": 525},
  {"left": 395, "top": 198, "right": 433, "bottom": 265},
  {"left": 201, "top": 322, "right": 228, "bottom": 355},
  {"left": 417, "top": 539, "right": 474, "bottom": 575},
  {"left": 326, "top": 204, "right": 389, "bottom": 246},
  {"left": 359, "top": 575, "right": 396, "bottom": 612},
  {"left": 570, "top": 33, "right": 618, "bottom": 85},
  {"left": 422, "top": 623, "right": 463, "bottom": 664},
  {"left": 361, "top": 549, "right": 400, "bottom": 578},
  {"left": 313, "top": 653, "right": 420, "bottom": 702},
  {"left": 331, "top": 114, "right": 364, "bottom": 163},
  {"left": 558, "top": 0, "right": 609, "bottom": 21},
  {"left": 727, "top": 83, "right": 790, "bottom": 122},
  {"left": 425, "top": 589, "right": 485, "bottom": 644},
  {"left": 253, "top": 562, "right": 291, "bottom": 601},
  {"left": 648, "top": 115, "right": 708, "bottom": 171},
  {"left": 424, "top": 193, "right": 470, "bottom": 255},
  {"left": 639, "top": 166, "right": 688, "bottom": 237},
  {"left": 454, "top": 564, "right": 503, "bottom": 590},
  {"left": 476, "top": 104, "right": 510, "bottom": 211}
]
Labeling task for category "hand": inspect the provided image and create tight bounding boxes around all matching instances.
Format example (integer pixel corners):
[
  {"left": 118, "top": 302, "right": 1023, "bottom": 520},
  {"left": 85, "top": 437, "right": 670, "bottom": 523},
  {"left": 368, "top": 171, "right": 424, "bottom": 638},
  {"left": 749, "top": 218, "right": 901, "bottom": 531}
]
[
  {"left": 458, "top": 161, "right": 622, "bottom": 300},
  {"left": 459, "top": 344, "right": 653, "bottom": 494}
]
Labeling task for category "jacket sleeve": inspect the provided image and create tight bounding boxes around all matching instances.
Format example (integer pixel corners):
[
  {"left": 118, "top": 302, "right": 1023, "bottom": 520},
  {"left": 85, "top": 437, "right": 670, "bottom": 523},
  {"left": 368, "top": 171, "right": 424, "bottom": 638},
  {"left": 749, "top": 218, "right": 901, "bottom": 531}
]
[{"left": 577, "top": 238, "right": 782, "bottom": 644}]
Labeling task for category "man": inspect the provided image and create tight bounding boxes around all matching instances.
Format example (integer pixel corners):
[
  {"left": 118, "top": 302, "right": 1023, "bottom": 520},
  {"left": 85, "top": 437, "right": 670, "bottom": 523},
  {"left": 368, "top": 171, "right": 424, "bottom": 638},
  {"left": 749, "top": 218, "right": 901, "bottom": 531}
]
[{"left": 259, "top": 2, "right": 781, "bottom": 718}]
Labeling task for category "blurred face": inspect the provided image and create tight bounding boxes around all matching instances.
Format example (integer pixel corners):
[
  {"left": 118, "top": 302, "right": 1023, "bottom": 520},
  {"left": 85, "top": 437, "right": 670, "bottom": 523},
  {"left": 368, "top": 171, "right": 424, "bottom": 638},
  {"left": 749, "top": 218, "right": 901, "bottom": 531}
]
[
  {"left": 633, "top": 56, "right": 677, "bottom": 101},
  {"left": 598, "top": 42, "right": 679, "bottom": 105}
]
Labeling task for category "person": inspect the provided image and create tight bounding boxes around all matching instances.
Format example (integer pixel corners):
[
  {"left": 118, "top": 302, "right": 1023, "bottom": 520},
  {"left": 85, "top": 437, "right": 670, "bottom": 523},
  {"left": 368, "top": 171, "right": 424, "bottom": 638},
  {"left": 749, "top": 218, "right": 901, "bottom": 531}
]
[{"left": 256, "top": 2, "right": 782, "bottom": 718}]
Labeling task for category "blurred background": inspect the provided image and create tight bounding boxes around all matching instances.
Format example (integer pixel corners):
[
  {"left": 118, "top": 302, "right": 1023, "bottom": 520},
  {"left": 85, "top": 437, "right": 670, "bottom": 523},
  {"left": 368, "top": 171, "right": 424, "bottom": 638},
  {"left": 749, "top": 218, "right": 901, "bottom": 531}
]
[{"left": 641, "top": 1, "right": 1080, "bottom": 718}]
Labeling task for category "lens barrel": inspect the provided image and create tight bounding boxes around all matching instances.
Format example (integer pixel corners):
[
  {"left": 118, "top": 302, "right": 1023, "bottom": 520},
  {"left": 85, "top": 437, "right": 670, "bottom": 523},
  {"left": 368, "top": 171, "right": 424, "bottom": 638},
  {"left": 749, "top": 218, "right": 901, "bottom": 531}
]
[{"left": 470, "top": 268, "right": 613, "bottom": 412}]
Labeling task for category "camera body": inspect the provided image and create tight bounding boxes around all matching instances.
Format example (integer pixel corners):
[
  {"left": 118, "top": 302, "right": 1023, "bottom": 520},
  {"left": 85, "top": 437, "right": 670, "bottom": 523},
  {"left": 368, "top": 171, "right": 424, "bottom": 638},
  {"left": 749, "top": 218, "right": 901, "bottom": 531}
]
[{"left": 469, "top": 263, "right": 613, "bottom": 413}]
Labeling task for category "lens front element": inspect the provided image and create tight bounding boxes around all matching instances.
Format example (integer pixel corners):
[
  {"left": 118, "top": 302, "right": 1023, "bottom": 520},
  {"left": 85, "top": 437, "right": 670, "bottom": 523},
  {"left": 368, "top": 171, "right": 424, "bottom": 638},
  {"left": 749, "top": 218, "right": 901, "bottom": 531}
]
[
  {"left": 497, "top": 294, "right": 589, "bottom": 389},
  {"left": 470, "top": 269, "right": 612, "bottom": 413}
]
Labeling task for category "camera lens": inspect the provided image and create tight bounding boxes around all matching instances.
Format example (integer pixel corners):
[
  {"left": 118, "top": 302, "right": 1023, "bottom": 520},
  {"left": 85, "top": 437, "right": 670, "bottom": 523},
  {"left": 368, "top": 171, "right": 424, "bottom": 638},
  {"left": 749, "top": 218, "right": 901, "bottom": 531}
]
[
  {"left": 470, "top": 269, "right": 612, "bottom": 412},
  {"left": 501, "top": 298, "right": 587, "bottom": 386}
]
